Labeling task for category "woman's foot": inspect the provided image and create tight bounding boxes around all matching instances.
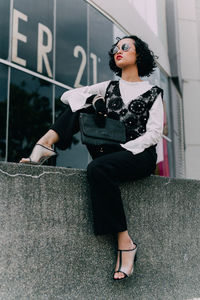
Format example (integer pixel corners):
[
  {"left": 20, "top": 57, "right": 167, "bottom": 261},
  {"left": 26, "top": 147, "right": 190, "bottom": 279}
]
[
  {"left": 19, "top": 144, "right": 57, "bottom": 165},
  {"left": 19, "top": 130, "right": 59, "bottom": 164},
  {"left": 113, "top": 232, "right": 137, "bottom": 280},
  {"left": 113, "top": 241, "right": 137, "bottom": 280}
]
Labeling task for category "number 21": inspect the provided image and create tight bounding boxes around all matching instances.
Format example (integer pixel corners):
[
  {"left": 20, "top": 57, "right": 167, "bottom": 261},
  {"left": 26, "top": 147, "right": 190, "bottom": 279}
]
[{"left": 73, "top": 45, "right": 98, "bottom": 88}]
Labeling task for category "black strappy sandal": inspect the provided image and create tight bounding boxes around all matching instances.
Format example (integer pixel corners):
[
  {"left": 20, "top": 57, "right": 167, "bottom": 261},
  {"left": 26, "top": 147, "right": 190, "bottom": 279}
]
[{"left": 113, "top": 245, "right": 137, "bottom": 281}]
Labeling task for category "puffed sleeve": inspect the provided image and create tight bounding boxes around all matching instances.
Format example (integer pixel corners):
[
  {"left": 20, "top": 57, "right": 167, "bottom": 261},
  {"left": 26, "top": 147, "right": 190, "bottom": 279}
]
[
  {"left": 121, "top": 94, "right": 164, "bottom": 154},
  {"left": 60, "top": 81, "right": 110, "bottom": 112}
]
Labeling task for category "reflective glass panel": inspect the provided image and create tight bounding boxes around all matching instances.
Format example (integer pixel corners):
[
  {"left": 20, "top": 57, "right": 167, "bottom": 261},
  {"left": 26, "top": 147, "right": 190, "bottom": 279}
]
[
  {"left": 0, "top": 0, "right": 10, "bottom": 59},
  {"left": 89, "top": 5, "right": 113, "bottom": 84},
  {"left": 56, "top": 0, "right": 87, "bottom": 87},
  {"left": 13, "top": 0, "right": 54, "bottom": 77},
  {"left": 54, "top": 86, "right": 89, "bottom": 169},
  {"left": 8, "top": 69, "right": 53, "bottom": 162},
  {"left": 0, "top": 64, "right": 8, "bottom": 160}
]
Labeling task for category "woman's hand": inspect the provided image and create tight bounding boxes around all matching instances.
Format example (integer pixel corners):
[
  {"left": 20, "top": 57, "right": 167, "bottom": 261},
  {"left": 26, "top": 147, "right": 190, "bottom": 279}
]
[
  {"left": 92, "top": 95, "right": 107, "bottom": 127},
  {"left": 92, "top": 95, "right": 107, "bottom": 116}
]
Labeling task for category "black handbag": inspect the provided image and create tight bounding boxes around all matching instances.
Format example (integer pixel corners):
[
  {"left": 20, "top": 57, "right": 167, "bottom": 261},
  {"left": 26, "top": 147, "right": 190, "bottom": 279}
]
[{"left": 79, "top": 113, "right": 126, "bottom": 146}]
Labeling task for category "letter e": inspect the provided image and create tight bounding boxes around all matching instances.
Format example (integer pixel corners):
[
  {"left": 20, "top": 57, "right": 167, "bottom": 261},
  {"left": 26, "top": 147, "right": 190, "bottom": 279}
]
[{"left": 12, "top": 9, "right": 27, "bottom": 66}]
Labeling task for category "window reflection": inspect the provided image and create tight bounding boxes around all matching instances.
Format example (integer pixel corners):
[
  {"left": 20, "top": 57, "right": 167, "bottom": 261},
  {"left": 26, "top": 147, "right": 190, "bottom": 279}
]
[
  {"left": 0, "top": 64, "right": 8, "bottom": 161},
  {"left": 89, "top": 5, "right": 113, "bottom": 83},
  {"left": 8, "top": 69, "right": 53, "bottom": 162},
  {"left": 0, "top": 0, "right": 10, "bottom": 59},
  {"left": 56, "top": 0, "right": 87, "bottom": 87},
  {"left": 54, "top": 86, "right": 89, "bottom": 169}
]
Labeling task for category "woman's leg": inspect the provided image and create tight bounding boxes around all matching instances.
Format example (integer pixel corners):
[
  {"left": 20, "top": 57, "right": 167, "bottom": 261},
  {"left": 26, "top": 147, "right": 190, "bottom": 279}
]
[
  {"left": 50, "top": 105, "right": 80, "bottom": 150},
  {"left": 87, "top": 148, "right": 156, "bottom": 234},
  {"left": 87, "top": 148, "right": 156, "bottom": 279},
  {"left": 37, "top": 129, "right": 60, "bottom": 148}
]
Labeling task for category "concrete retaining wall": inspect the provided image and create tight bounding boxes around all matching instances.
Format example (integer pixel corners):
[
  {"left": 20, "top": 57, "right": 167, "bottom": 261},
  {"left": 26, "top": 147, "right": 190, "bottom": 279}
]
[{"left": 0, "top": 162, "right": 200, "bottom": 300}]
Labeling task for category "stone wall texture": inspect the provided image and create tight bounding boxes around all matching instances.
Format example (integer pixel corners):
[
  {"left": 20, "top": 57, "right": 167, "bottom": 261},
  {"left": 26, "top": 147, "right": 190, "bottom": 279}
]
[{"left": 0, "top": 162, "right": 200, "bottom": 300}]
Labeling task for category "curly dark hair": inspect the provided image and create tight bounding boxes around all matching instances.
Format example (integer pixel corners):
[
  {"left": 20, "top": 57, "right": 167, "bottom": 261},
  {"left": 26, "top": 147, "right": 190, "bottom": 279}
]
[{"left": 108, "top": 35, "right": 158, "bottom": 77}]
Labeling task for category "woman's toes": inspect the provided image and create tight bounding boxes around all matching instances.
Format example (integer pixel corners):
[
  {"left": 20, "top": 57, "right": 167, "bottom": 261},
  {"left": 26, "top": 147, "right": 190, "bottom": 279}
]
[
  {"left": 114, "top": 272, "right": 118, "bottom": 279},
  {"left": 119, "top": 272, "right": 125, "bottom": 279},
  {"left": 19, "top": 158, "right": 29, "bottom": 163},
  {"left": 114, "top": 272, "right": 125, "bottom": 280}
]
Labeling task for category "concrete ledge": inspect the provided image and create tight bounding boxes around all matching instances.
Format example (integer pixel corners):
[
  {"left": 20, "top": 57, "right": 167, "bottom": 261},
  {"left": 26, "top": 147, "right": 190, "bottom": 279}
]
[{"left": 0, "top": 162, "right": 200, "bottom": 300}]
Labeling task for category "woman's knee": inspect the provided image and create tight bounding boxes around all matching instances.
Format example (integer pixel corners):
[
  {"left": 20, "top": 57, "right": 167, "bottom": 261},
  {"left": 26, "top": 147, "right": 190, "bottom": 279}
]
[
  {"left": 87, "top": 158, "right": 117, "bottom": 186},
  {"left": 87, "top": 160, "right": 100, "bottom": 179},
  {"left": 87, "top": 158, "right": 107, "bottom": 182}
]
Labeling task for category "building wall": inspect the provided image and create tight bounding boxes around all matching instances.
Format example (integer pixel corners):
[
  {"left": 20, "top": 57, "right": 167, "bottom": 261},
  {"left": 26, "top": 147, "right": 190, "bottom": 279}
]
[{"left": 176, "top": 0, "right": 200, "bottom": 179}]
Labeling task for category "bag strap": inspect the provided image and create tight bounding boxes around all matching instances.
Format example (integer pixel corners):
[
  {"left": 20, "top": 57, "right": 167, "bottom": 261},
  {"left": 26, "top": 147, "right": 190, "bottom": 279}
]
[{"left": 105, "top": 80, "right": 118, "bottom": 105}]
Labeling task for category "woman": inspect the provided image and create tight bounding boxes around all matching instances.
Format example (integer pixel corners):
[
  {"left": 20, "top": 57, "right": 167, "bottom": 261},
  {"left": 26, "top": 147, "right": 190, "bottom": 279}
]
[{"left": 20, "top": 35, "right": 164, "bottom": 280}]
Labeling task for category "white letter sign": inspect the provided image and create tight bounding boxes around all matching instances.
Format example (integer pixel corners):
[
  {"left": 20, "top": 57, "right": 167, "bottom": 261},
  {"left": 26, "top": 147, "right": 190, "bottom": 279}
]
[
  {"left": 37, "top": 23, "right": 53, "bottom": 77},
  {"left": 12, "top": 8, "right": 27, "bottom": 66}
]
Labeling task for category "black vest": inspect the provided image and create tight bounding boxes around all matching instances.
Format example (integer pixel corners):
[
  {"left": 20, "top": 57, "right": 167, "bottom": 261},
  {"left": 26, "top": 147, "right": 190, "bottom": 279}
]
[{"left": 105, "top": 81, "right": 163, "bottom": 142}]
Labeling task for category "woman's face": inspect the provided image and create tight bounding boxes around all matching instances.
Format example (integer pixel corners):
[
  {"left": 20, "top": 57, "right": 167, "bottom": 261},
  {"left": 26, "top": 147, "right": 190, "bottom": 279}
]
[{"left": 113, "top": 38, "right": 137, "bottom": 70}]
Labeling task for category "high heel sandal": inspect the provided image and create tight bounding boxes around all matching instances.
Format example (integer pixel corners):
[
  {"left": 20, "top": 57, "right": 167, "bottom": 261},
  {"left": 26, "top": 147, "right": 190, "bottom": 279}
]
[
  {"left": 20, "top": 144, "right": 57, "bottom": 165},
  {"left": 113, "top": 244, "right": 137, "bottom": 281}
]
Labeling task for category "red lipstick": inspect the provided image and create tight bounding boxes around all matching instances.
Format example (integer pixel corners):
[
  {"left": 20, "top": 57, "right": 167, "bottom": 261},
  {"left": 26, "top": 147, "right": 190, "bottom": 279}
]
[{"left": 116, "top": 54, "right": 123, "bottom": 60}]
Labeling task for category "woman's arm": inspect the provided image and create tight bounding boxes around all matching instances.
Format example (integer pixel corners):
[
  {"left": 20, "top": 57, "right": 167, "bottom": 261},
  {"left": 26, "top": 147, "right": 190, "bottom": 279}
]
[
  {"left": 121, "top": 94, "right": 164, "bottom": 154},
  {"left": 60, "top": 81, "right": 110, "bottom": 112}
]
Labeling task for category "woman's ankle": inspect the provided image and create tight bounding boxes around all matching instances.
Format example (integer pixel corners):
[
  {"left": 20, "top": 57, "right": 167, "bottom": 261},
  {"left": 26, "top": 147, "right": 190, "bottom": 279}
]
[
  {"left": 117, "top": 231, "right": 135, "bottom": 250},
  {"left": 37, "top": 130, "right": 59, "bottom": 148},
  {"left": 37, "top": 139, "right": 53, "bottom": 149}
]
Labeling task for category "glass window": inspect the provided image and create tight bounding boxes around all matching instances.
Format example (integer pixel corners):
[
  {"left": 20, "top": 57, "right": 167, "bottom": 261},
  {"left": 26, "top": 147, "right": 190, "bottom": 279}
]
[
  {"left": 12, "top": 0, "right": 54, "bottom": 77},
  {"left": 54, "top": 86, "right": 89, "bottom": 169},
  {"left": 8, "top": 69, "right": 53, "bottom": 162},
  {"left": 56, "top": 0, "right": 87, "bottom": 87},
  {"left": 112, "top": 25, "right": 127, "bottom": 80},
  {"left": 0, "top": 0, "right": 10, "bottom": 59},
  {"left": 54, "top": 86, "right": 66, "bottom": 120},
  {"left": 89, "top": 5, "right": 113, "bottom": 84},
  {"left": 0, "top": 64, "right": 8, "bottom": 161}
]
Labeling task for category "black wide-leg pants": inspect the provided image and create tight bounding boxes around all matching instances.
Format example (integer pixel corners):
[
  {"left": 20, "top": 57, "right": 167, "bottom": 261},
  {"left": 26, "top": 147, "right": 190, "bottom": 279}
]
[{"left": 51, "top": 105, "right": 157, "bottom": 235}]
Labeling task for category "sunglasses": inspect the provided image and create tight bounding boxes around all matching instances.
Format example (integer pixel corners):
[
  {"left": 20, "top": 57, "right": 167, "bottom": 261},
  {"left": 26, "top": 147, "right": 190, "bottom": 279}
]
[{"left": 111, "top": 43, "right": 133, "bottom": 55}]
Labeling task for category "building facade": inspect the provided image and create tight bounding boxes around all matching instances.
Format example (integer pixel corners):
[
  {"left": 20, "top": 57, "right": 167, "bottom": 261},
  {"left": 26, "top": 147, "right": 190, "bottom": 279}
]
[
  {"left": 0, "top": 0, "right": 186, "bottom": 178},
  {"left": 175, "top": 0, "right": 200, "bottom": 179}
]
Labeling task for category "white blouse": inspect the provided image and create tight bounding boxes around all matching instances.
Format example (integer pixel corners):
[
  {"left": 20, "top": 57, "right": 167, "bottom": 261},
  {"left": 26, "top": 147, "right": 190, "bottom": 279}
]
[{"left": 61, "top": 79, "right": 164, "bottom": 156}]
